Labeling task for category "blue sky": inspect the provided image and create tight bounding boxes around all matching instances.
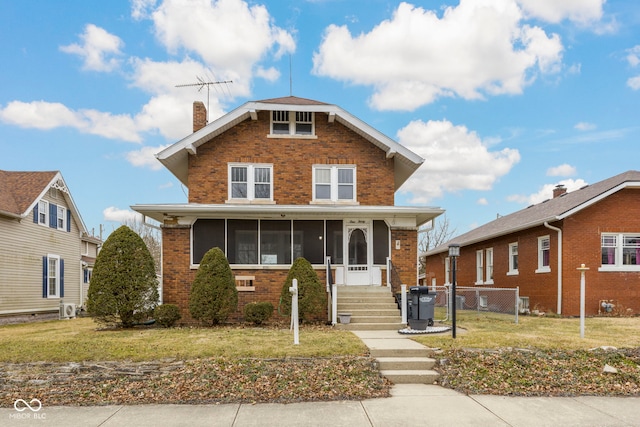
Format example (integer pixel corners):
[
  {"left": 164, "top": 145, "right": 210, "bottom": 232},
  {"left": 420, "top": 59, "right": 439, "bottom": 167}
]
[{"left": 1, "top": 0, "right": 639, "bottom": 240}]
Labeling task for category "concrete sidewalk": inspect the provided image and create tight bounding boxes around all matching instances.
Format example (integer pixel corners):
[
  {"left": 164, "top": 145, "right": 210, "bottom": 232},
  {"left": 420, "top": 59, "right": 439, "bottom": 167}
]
[{"left": 3, "top": 384, "right": 639, "bottom": 427}]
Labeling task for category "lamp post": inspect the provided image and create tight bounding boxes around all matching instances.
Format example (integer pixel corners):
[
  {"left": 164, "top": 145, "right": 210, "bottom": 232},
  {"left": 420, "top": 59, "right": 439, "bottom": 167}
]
[
  {"left": 577, "top": 263, "right": 589, "bottom": 338},
  {"left": 448, "top": 244, "right": 460, "bottom": 339}
]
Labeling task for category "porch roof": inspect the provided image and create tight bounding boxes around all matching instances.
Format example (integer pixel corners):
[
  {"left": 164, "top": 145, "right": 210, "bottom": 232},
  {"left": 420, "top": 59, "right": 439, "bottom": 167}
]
[{"left": 132, "top": 203, "right": 444, "bottom": 228}]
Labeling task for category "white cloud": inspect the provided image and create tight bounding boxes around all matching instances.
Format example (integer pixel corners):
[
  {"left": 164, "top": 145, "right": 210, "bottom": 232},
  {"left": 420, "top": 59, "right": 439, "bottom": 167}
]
[
  {"left": 396, "top": 119, "right": 520, "bottom": 203},
  {"left": 131, "top": 0, "right": 157, "bottom": 20},
  {"left": 574, "top": 122, "right": 596, "bottom": 131},
  {"left": 60, "top": 24, "right": 124, "bottom": 72},
  {"left": 0, "top": 100, "right": 141, "bottom": 142},
  {"left": 103, "top": 207, "right": 142, "bottom": 223},
  {"left": 547, "top": 164, "right": 576, "bottom": 177},
  {"left": 149, "top": 0, "right": 295, "bottom": 96},
  {"left": 508, "top": 178, "right": 588, "bottom": 205},
  {"left": 627, "top": 76, "right": 640, "bottom": 91},
  {"left": 477, "top": 198, "right": 489, "bottom": 206},
  {"left": 126, "top": 144, "right": 170, "bottom": 170},
  {"left": 626, "top": 45, "right": 640, "bottom": 67},
  {"left": 516, "top": 0, "right": 604, "bottom": 25},
  {"left": 313, "top": 1, "right": 563, "bottom": 111}
]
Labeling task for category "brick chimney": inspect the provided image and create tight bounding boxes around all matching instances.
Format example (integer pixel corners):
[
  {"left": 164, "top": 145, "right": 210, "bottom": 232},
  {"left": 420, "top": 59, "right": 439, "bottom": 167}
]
[
  {"left": 553, "top": 184, "right": 567, "bottom": 198},
  {"left": 193, "top": 101, "right": 207, "bottom": 133}
]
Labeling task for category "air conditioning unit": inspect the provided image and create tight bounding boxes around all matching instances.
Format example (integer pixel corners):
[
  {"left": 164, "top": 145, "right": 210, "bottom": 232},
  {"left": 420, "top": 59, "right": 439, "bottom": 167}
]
[
  {"left": 59, "top": 303, "right": 76, "bottom": 319},
  {"left": 518, "top": 297, "right": 530, "bottom": 314}
]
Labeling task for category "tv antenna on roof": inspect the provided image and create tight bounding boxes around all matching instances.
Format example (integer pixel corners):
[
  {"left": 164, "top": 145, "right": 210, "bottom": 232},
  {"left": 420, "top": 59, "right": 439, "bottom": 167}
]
[{"left": 175, "top": 76, "right": 233, "bottom": 123}]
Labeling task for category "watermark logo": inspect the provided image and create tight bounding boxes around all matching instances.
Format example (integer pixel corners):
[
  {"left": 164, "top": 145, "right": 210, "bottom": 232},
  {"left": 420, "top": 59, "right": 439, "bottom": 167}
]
[
  {"left": 10, "top": 399, "right": 46, "bottom": 420},
  {"left": 14, "top": 399, "right": 42, "bottom": 412}
]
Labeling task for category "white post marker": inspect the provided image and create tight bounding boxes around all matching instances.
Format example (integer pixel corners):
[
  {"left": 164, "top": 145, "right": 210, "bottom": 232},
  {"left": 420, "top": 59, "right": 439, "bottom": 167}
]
[
  {"left": 577, "top": 263, "right": 589, "bottom": 338},
  {"left": 289, "top": 278, "right": 299, "bottom": 345},
  {"left": 400, "top": 284, "right": 407, "bottom": 325}
]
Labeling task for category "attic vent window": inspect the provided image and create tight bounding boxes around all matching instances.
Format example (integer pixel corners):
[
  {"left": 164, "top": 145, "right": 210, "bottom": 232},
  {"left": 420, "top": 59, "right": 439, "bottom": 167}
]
[{"left": 270, "top": 111, "right": 315, "bottom": 137}]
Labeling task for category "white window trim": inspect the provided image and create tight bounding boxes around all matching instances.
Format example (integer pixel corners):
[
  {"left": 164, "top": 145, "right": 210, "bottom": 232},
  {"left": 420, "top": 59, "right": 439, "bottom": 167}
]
[
  {"left": 37, "top": 200, "right": 48, "bottom": 226},
  {"left": 227, "top": 163, "right": 274, "bottom": 202},
  {"left": 535, "top": 235, "right": 551, "bottom": 273},
  {"left": 475, "top": 249, "right": 484, "bottom": 285},
  {"left": 485, "top": 248, "right": 494, "bottom": 285},
  {"left": 269, "top": 110, "right": 317, "bottom": 138},
  {"left": 599, "top": 233, "right": 640, "bottom": 272},
  {"left": 56, "top": 205, "right": 66, "bottom": 230},
  {"left": 311, "top": 165, "right": 357, "bottom": 203},
  {"left": 47, "top": 254, "right": 60, "bottom": 298},
  {"left": 507, "top": 242, "right": 519, "bottom": 276}
]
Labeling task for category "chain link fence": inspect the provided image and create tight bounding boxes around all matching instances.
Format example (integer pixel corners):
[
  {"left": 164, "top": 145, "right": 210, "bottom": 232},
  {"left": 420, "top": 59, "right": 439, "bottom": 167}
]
[{"left": 429, "top": 285, "right": 521, "bottom": 324}]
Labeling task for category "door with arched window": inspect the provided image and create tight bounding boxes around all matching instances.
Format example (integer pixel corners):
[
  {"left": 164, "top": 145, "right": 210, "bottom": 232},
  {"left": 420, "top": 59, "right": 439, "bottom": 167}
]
[{"left": 346, "top": 225, "right": 369, "bottom": 285}]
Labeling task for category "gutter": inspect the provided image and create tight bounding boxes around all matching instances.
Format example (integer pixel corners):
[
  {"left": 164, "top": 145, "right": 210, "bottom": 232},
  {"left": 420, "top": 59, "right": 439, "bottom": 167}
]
[{"left": 544, "top": 221, "right": 562, "bottom": 314}]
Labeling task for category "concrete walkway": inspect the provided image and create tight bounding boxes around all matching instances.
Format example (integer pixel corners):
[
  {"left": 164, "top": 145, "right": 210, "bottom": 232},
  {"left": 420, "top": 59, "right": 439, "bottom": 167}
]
[
  {"left": 3, "top": 384, "right": 639, "bottom": 427},
  {"left": 3, "top": 328, "right": 639, "bottom": 426}
]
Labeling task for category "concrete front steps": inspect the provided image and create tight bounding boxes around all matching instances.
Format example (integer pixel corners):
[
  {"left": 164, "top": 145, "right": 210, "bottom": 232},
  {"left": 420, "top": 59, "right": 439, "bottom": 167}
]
[
  {"left": 334, "top": 285, "right": 404, "bottom": 331},
  {"left": 335, "top": 287, "right": 440, "bottom": 385}
]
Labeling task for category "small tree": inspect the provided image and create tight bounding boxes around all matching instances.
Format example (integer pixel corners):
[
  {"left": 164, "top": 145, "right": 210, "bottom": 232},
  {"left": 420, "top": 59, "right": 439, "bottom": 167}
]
[
  {"left": 86, "top": 225, "right": 159, "bottom": 328},
  {"left": 189, "top": 247, "right": 238, "bottom": 325},
  {"left": 279, "top": 257, "right": 325, "bottom": 322}
]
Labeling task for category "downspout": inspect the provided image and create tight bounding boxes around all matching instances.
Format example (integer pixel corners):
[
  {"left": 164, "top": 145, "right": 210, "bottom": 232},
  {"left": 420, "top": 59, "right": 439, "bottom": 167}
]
[{"left": 544, "top": 221, "right": 562, "bottom": 314}]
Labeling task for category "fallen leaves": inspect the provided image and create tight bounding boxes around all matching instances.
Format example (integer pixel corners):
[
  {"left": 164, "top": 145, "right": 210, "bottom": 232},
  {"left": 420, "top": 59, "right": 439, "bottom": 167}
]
[
  {"left": 436, "top": 347, "right": 640, "bottom": 396},
  {"left": 0, "top": 356, "right": 391, "bottom": 406}
]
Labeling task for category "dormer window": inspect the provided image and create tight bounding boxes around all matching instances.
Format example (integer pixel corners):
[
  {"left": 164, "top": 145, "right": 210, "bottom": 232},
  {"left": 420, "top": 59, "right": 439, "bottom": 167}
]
[{"left": 270, "top": 111, "right": 315, "bottom": 137}]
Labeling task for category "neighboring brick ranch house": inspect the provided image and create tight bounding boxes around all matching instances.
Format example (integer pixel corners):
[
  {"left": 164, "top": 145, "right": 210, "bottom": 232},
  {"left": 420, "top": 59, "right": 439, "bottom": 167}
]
[
  {"left": 133, "top": 96, "right": 443, "bottom": 323},
  {"left": 0, "top": 170, "right": 101, "bottom": 317},
  {"left": 423, "top": 170, "right": 640, "bottom": 317}
]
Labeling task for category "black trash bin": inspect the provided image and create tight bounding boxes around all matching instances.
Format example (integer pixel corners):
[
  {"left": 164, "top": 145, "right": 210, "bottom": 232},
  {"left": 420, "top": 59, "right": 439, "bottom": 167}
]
[{"left": 407, "top": 286, "right": 436, "bottom": 330}]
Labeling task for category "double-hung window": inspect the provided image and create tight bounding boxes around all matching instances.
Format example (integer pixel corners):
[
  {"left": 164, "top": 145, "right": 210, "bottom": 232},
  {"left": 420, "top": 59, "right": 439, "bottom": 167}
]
[
  {"left": 600, "top": 233, "right": 640, "bottom": 271},
  {"left": 536, "top": 236, "right": 551, "bottom": 273},
  {"left": 485, "top": 248, "right": 494, "bottom": 284},
  {"left": 508, "top": 242, "right": 519, "bottom": 275},
  {"left": 37, "top": 200, "right": 48, "bottom": 226},
  {"left": 229, "top": 164, "right": 273, "bottom": 201},
  {"left": 475, "top": 250, "right": 484, "bottom": 284},
  {"left": 270, "top": 111, "right": 315, "bottom": 136},
  {"left": 313, "top": 165, "right": 356, "bottom": 202},
  {"left": 56, "top": 206, "right": 66, "bottom": 230},
  {"left": 43, "top": 254, "right": 63, "bottom": 298}
]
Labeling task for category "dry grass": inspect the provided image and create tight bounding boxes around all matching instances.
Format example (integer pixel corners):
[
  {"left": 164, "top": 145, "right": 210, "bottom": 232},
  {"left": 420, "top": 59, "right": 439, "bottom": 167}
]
[
  {"left": 413, "top": 310, "right": 640, "bottom": 350},
  {"left": 0, "top": 318, "right": 367, "bottom": 363}
]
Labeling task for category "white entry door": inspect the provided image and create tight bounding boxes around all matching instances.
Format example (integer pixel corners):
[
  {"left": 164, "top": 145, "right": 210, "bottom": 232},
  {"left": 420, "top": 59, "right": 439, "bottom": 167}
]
[{"left": 346, "top": 224, "right": 370, "bottom": 285}]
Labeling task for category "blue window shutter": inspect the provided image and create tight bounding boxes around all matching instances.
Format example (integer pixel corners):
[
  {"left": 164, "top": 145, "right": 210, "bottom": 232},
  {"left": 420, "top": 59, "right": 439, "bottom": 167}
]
[
  {"left": 49, "top": 203, "right": 57, "bottom": 229},
  {"left": 66, "top": 209, "right": 71, "bottom": 232},
  {"left": 33, "top": 203, "right": 39, "bottom": 223},
  {"left": 60, "top": 259, "right": 65, "bottom": 298},
  {"left": 42, "top": 256, "right": 48, "bottom": 298}
]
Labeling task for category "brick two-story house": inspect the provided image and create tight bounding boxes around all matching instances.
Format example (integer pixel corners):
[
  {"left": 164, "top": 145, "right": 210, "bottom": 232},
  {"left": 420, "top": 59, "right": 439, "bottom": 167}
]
[
  {"left": 133, "top": 96, "right": 443, "bottom": 323},
  {"left": 424, "top": 171, "right": 640, "bottom": 316}
]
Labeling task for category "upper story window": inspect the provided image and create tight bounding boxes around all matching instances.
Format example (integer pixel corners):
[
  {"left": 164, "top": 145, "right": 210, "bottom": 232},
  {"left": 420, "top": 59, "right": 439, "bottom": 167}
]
[
  {"left": 508, "top": 242, "right": 519, "bottom": 275},
  {"left": 37, "top": 200, "right": 48, "bottom": 226},
  {"left": 536, "top": 236, "right": 551, "bottom": 273},
  {"left": 229, "top": 164, "right": 273, "bottom": 201},
  {"left": 56, "top": 205, "right": 66, "bottom": 230},
  {"left": 270, "top": 111, "right": 315, "bottom": 137},
  {"left": 313, "top": 165, "right": 356, "bottom": 203},
  {"left": 601, "top": 233, "right": 640, "bottom": 271}
]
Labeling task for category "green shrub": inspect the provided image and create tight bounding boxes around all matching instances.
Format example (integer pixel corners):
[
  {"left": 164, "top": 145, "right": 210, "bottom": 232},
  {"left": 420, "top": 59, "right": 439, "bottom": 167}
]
[
  {"left": 279, "top": 257, "right": 325, "bottom": 322},
  {"left": 189, "top": 247, "right": 238, "bottom": 325},
  {"left": 154, "top": 304, "right": 182, "bottom": 328},
  {"left": 86, "top": 225, "right": 159, "bottom": 328},
  {"left": 244, "top": 301, "right": 274, "bottom": 325}
]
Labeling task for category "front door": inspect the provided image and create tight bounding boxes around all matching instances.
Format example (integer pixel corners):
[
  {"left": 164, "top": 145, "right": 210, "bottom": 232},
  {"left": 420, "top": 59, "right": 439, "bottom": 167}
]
[{"left": 346, "top": 224, "right": 370, "bottom": 285}]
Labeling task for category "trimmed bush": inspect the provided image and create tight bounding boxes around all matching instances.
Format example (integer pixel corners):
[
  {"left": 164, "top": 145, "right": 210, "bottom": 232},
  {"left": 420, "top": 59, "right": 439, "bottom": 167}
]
[
  {"left": 154, "top": 304, "right": 181, "bottom": 328},
  {"left": 244, "top": 301, "right": 274, "bottom": 325},
  {"left": 189, "top": 247, "right": 238, "bottom": 325},
  {"left": 279, "top": 257, "right": 325, "bottom": 322},
  {"left": 86, "top": 225, "right": 159, "bottom": 328}
]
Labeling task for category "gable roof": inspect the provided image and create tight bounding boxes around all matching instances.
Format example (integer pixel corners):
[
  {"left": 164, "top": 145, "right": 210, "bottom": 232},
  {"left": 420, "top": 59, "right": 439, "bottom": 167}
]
[
  {"left": 0, "top": 169, "right": 89, "bottom": 233},
  {"left": 427, "top": 170, "right": 640, "bottom": 255},
  {"left": 156, "top": 96, "right": 424, "bottom": 190}
]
